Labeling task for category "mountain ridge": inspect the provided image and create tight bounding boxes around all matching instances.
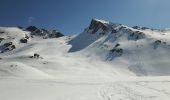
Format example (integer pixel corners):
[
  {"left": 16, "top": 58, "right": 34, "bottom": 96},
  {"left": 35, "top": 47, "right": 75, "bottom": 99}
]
[
  {"left": 0, "top": 19, "right": 170, "bottom": 76},
  {"left": 1, "top": 19, "right": 170, "bottom": 100}
]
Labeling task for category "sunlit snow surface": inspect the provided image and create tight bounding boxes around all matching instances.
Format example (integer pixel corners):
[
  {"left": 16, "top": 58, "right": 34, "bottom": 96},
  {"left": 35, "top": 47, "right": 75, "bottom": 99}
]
[{"left": 0, "top": 26, "right": 170, "bottom": 100}]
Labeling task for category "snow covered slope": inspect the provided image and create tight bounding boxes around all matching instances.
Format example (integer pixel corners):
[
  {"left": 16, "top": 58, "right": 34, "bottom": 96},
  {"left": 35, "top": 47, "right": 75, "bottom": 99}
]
[
  {"left": 0, "top": 27, "right": 30, "bottom": 53},
  {"left": 69, "top": 19, "right": 170, "bottom": 76},
  {"left": 0, "top": 26, "right": 64, "bottom": 54},
  {"left": 0, "top": 19, "right": 170, "bottom": 100}
]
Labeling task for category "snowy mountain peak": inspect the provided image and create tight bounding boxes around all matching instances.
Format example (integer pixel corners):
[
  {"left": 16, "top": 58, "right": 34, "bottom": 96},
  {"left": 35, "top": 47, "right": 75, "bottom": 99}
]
[
  {"left": 86, "top": 19, "right": 146, "bottom": 37},
  {"left": 92, "top": 18, "right": 110, "bottom": 24},
  {"left": 86, "top": 19, "right": 113, "bottom": 34},
  {"left": 1, "top": 19, "right": 170, "bottom": 100},
  {"left": 0, "top": 26, "right": 64, "bottom": 53},
  {"left": 69, "top": 19, "right": 147, "bottom": 52},
  {"left": 0, "top": 19, "right": 170, "bottom": 77},
  {"left": 25, "top": 26, "right": 64, "bottom": 38}
]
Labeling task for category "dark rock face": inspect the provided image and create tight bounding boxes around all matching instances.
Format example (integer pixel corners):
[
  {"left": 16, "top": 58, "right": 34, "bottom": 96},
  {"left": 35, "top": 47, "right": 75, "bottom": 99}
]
[
  {"left": 29, "top": 28, "right": 47, "bottom": 36},
  {"left": 106, "top": 47, "right": 123, "bottom": 61},
  {"left": 106, "top": 43, "right": 123, "bottom": 60},
  {"left": 25, "top": 35, "right": 29, "bottom": 39},
  {"left": 34, "top": 53, "right": 40, "bottom": 58},
  {"left": 17, "top": 26, "right": 23, "bottom": 29},
  {"left": 110, "top": 48, "right": 123, "bottom": 55},
  {"left": 20, "top": 38, "right": 28, "bottom": 43},
  {"left": 113, "top": 26, "right": 146, "bottom": 40},
  {"left": 11, "top": 45, "right": 16, "bottom": 50},
  {"left": 128, "top": 31, "right": 145, "bottom": 40},
  {"left": 155, "top": 40, "right": 162, "bottom": 44},
  {"left": 29, "top": 53, "right": 42, "bottom": 59},
  {"left": 163, "top": 42, "right": 167, "bottom": 44},
  {"left": 115, "top": 43, "right": 120, "bottom": 48},
  {"left": 0, "top": 29, "right": 5, "bottom": 34},
  {"left": 26, "top": 26, "right": 64, "bottom": 38},
  {"left": 112, "top": 29, "right": 118, "bottom": 33},
  {"left": 132, "top": 26, "right": 140, "bottom": 29},
  {"left": 110, "top": 43, "right": 122, "bottom": 54},
  {"left": 111, "top": 26, "right": 131, "bottom": 34},
  {"left": 153, "top": 40, "right": 162, "bottom": 49},
  {"left": 88, "top": 19, "right": 109, "bottom": 34},
  {"left": 0, "top": 38, "right": 4, "bottom": 43},
  {"left": 26, "top": 26, "right": 38, "bottom": 32},
  {"left": 34, "top": 29, "right": 42, "bottom": 33},
  {"left": 1, "top": 42, "right": 16, "bottom": 53},
  {"left": 41, "top": 29, "right": 49, "bottom": 33},
  {"left": 49, "top": 30, "right": 64, "bottom": 38},
  {"left": 3, "top": 42, "right": 12, "bottom": 47},
  {"left": 118, "top": 26, "right": 127, "bottom": 31},
  {"left": 132, "top": 26, "right": 149, "bottom": 30},
  {"left": 153, "top": 40, "right": 169, "bottom": 49},
  {"left": 31, "top": 29, "right": 47, "bottom": 37},
  {"left": 141, "top": 27, "right": 149, "bottom": 30}
]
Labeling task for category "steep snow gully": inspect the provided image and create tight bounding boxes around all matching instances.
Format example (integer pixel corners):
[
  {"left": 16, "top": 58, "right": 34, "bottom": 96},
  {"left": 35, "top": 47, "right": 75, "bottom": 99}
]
[{"left": 0, "top": 19, "right": 170, "bottom": 100}]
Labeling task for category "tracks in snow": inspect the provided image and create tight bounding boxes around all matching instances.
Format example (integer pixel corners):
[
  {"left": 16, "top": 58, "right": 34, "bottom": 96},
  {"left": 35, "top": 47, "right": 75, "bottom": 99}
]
[{"left": 99, "top": 81, "right": 170, "bottom": 100}]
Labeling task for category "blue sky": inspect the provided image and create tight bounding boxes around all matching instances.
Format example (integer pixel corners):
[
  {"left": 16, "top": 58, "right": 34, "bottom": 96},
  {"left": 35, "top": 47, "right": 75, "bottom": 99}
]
[{"left": 0, "top": 0, "right": 170, "bottom": 34}]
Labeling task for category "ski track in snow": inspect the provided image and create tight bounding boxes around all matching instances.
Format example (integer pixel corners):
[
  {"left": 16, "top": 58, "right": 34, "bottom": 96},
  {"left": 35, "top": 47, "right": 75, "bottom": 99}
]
[{"left": 99, "top": 81, "right": 170, "bottom": 100}]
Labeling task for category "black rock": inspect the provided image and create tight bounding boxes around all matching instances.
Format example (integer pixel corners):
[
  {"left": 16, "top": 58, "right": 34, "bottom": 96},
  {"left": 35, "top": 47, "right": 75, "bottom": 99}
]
[
  {"left": 0, "top": 38, "right": 4, "bottom": 43},
  {"left": 118, "top": 26, "right": 126, "bottom": 31},
  {"left": 41, "top": 29, "right": 49, "bottom": 33},
  {"left": 17, "top": 26, "right": 23, "bottom": 29},
  {"left": 163, "top": 42, "right": 167, "bottom": 44},
  {"left": 26, "top": 26, "right": 38, "bottom": 32},
  {"left": 155, "top": 40, "right": 162, "bottom": 44},
  {"left": 112, "top": 29, "right": 118, "bottom": 33},
  {"left": 141, "top": 27, "right": 149, "bottom": 30},
  {"left": 29, "top": 53, "right": 41, "bottom": 59},
  {"left": 111, "top": 48, "right": 123, "bottom": 53},
  {"left": 153, "top": 40, "right": 162, "bottom": 49},
  {"left": 31, "top": 35, "right": 34, "bottom": 38},
  {"left": 0, "top": 31, "right": 4, "bottom": 34},
  {"left": 0, "top": 42, "right": 16, "bottom": 53},
  {"left": 34, "top": 29, "right": 42, "bottom": 33},
  {"left": 132, "top": 26, "right": 140, "bottom": 29},
  {"left": 25, "top": 35, "right": 29, "bottom": 39},
  {"left": 3, "top": 48, "right": 10, "bottom": 52},
  {"left": 11, "top": 45, "right": 16, "bottom": 50},
  {"left": 88, "top": 19, "right": 109, "bottom": 34},
  {"left": 132, "top": 26, "right": 149, "bottom": 30},
  {"left": 34, "top": 53, "right": 40, "bottom": 58},
  {"left": 49, "top": 30, "right": 64, "bottom": 38},
  {"left": 128, "top": 31, "right": 145, "bottom": 40},
  {"left": 115, "top": 43, "right": 120, "bottom": 48},
  {"left": 20, "top": 38, "right": 28, "bottom": 43},
  {"left": 3, "top": 42, "right": 12, "bottom": 47}
]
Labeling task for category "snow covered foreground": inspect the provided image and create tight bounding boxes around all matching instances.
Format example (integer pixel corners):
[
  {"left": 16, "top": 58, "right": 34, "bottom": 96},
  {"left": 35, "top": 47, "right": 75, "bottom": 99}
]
[{"left": 1, "top": 20, "right": 170, "bottom": 100}]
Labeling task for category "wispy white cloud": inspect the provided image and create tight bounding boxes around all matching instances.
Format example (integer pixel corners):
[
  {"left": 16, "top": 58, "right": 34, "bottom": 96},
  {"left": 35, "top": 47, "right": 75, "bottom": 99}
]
[{"left": 28, "top": 17, "right": 34, "bottom": 24}]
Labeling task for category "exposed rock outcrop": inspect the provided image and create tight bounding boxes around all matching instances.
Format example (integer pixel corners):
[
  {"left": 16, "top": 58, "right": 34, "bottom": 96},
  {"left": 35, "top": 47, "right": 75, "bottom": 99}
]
[
  {"left": 20, "top": 38, "right": 28, "bottom": 43},
  {"left": 48, "top": 30, "right": 64, "bottom": 38},
  {"left": 87, "top": 19, "right": 111, "bottom": 34},
  {"left": 26, "top": 26, "right": 64, "bottom": 38},
  {"left": 1, "top": 42, "right": 16, "bottom": 53}
]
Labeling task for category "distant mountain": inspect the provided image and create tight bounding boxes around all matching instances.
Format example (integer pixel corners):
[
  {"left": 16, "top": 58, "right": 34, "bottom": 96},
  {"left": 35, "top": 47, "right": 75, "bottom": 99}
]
[
  {"left": 69, "top": 19, "right": 170, "bottom": 76},
  {"left": 0, "top": 26, "right": 64, "bottom": 53},
  {"left": 0, "top": 19, "right": 170, "bottom": 76},
  {"left": 1, "top": 19, "right": 170, "bottom": 100},
  {"left": 25, "top": 26, "right": 64, "bottom": 38},
  {"left": 69, "top": 19, "right": 146, "bottom": 52}
]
